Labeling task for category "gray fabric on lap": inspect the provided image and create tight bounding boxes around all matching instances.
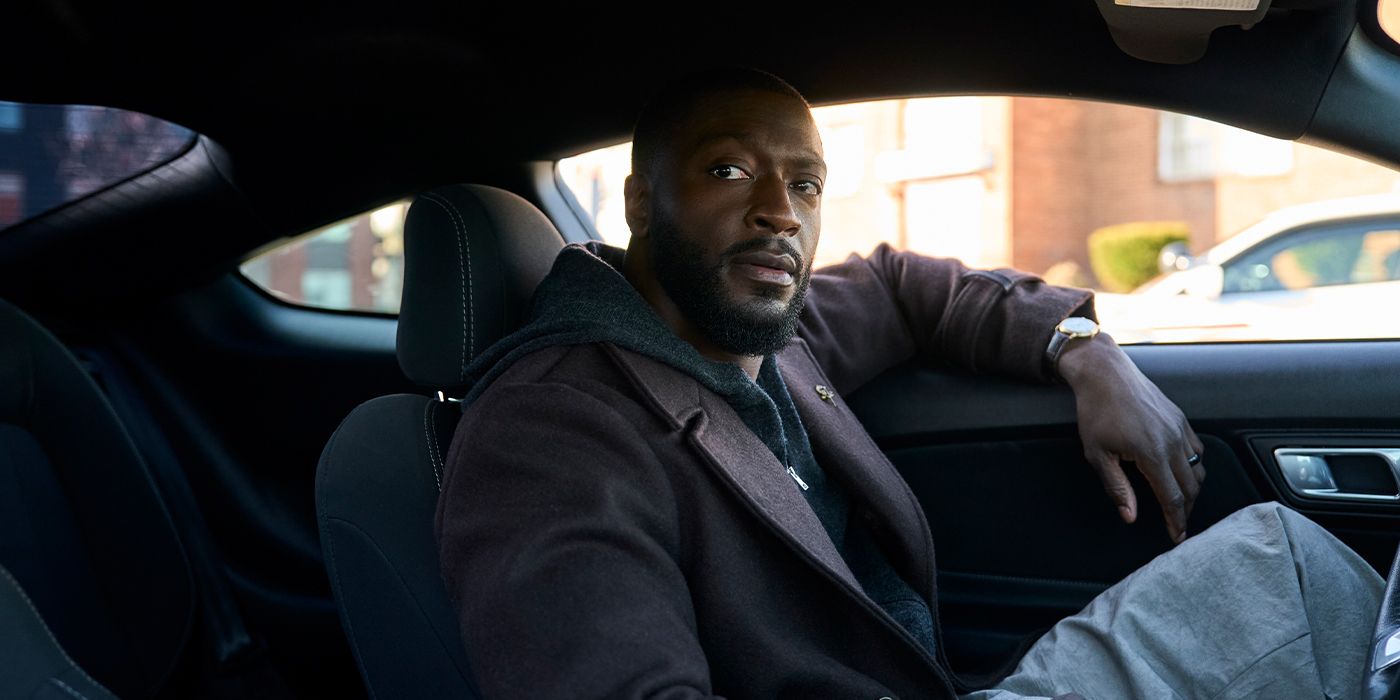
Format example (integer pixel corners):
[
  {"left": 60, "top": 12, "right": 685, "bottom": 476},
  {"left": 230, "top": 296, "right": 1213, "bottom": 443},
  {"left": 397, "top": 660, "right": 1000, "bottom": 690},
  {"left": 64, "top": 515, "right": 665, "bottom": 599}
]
[{"left": 960, "top": 502, "right": 1383, "bottom": 700}]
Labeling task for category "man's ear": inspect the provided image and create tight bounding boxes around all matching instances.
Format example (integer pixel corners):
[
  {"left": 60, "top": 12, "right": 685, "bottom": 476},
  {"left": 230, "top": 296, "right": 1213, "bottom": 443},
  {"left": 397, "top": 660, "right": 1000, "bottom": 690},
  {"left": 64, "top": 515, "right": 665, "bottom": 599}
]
[{"left": 623, "top": 173, "right": 650, "bottom": 240}]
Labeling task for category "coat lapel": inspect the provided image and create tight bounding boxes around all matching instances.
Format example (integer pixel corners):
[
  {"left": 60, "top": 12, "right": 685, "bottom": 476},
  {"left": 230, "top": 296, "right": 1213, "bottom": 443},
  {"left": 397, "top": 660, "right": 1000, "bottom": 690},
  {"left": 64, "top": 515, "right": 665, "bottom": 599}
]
[
  {"left": 778, "top": 339, "right": 937, "bottom": 604},
  {"left": 603, "top": 344, "right": 861, "bottom": 593}
]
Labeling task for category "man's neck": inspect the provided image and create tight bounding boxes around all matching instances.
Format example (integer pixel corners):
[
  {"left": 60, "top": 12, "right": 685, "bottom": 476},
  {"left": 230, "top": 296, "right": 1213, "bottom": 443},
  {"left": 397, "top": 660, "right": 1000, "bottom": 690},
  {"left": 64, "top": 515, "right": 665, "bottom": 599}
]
[{"left": 621, "top": 247, "right": 763, "bottom": 380}]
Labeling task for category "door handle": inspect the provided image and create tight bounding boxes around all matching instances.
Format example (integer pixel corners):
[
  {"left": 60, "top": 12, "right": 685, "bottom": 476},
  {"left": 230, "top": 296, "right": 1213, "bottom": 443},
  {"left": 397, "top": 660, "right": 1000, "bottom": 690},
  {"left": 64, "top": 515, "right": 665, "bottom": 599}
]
[{"left": 1274, "top": 448, "right": 1400, "bottom": 502}]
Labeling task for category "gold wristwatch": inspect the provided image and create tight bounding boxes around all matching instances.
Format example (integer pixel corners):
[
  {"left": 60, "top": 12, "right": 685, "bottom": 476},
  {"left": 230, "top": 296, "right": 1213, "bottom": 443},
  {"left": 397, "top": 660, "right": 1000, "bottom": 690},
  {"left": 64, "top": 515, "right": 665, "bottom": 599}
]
[{"left": 1045, "top": 316, "right": 1100, "bottom": 378}]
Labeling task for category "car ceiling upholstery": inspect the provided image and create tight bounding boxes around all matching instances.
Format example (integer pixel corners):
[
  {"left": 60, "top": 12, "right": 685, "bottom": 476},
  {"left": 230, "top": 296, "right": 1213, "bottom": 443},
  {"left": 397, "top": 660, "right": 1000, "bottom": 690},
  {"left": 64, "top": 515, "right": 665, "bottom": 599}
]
[{"left": 0, "top": 0, "right": 1389, "bottom": 316}]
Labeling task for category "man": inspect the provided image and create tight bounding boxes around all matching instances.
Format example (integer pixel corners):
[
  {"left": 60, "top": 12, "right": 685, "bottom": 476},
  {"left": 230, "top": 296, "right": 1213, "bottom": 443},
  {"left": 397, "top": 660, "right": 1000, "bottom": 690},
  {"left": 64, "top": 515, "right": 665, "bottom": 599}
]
[{"left": 435, "top": 67, "right": 1381, "bottom": 698}]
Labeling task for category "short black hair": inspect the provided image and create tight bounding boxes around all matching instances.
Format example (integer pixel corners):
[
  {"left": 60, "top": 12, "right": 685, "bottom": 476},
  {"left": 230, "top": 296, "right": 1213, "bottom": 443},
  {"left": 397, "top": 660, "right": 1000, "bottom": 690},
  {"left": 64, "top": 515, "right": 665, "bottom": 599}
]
[{"left": 630, "top": 66, "right": 809, "bottom": 180}]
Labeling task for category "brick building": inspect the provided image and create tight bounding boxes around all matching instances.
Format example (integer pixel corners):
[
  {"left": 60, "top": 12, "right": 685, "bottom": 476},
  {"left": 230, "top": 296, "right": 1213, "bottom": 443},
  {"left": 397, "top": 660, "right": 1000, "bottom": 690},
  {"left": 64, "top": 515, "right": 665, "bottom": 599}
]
[{"left": 816, "top": 96, "right": 1400, "bottom": 283}]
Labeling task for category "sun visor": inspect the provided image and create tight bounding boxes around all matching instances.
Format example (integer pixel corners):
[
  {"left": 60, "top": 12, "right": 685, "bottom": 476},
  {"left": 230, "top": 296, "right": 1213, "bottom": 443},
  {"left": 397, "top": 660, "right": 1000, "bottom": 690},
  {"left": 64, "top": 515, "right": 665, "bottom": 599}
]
[{"left": 1094, "top": 0, "right": 1273, "bottom": 64}]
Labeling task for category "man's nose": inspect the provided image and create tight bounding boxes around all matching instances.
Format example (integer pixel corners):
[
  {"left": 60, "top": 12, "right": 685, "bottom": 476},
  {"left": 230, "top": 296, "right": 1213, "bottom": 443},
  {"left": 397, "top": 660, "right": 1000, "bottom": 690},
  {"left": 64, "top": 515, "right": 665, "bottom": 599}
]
[{"left": 745, "top": 177, "right": 801, "bottom": 236}]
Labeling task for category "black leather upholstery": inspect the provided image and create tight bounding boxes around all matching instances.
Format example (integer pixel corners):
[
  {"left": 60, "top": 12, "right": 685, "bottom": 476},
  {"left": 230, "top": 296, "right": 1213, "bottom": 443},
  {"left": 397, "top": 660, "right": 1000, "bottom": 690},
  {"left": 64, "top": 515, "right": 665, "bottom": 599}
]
[
  {"left": 0, "top": 564, "right": 119, "bottom": 700},
  {"left": 0, "top": 298, "right": 195, "bottom": 699},
  {"left": 316, "top": 184, "right": 565, "bottom": 699},
  {"left": 317, "top": 395, "right": 472, "bottom": 699},
  {"left": 397, "top": 185, "right": 562, "bottom": 389},
  {"left": 1364, "top": 542, "right": 1400, "bottom": 699}
]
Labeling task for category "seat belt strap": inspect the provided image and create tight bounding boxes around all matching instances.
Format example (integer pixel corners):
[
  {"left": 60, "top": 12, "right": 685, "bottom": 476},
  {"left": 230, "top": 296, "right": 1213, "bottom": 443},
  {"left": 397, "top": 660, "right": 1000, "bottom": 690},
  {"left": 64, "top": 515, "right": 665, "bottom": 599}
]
[{"left": 75, "top": 342, "right": 295, "bottom": 699}]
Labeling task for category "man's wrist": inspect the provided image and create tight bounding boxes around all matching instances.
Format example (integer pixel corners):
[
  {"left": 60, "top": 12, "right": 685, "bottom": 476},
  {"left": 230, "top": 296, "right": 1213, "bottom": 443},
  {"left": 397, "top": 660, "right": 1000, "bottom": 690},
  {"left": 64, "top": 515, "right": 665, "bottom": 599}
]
[
  {"left": 1056, "top": 332, "right": 1122, "bottom": 386},
  {"left": 1045, "top": 315, "right": 1100, "bottom": 382}
]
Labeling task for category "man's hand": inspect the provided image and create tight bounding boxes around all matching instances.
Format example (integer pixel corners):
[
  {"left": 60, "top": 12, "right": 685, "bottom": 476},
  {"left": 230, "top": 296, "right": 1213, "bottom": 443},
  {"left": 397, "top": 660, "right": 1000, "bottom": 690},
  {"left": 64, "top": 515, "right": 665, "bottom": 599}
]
[{"left": 1057, "top": 333, "right": 1205, "bottom": 544}]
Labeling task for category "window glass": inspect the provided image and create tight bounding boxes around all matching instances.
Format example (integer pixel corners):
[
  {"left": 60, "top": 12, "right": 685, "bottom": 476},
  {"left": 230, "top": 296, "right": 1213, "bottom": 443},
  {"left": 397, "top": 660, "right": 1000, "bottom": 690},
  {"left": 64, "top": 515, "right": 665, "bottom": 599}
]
[
  {"left": 1158, "top": 113, "right": 1218, "bottom": 182},
  {"left": 0, "top": 103, "right": 21, "bottom": 131},
  {"left": 555, "top": 142, "right": 632, "bottom": 247},
  {"left": 557, "top": 96, "right": 1400, "bottom": 344},
  {"left": 0, "top": 173, "right": 23, "bottom": 227},
  {"left": 1381, "top": 0, "right": 1400, "bottom": 46},
  {"left": 1224, "top": 224, "right": 1400, "bottom": 293},
  {"left": 240, "top": 200, "right": 410, "bottom": 314},
  {"left": 0, "top": 101, "right": 195, "bottom": 230},
  {"left": 1358, "top": 229, "right": 1400, "bottom": 282},
  {"left": 1158, "top": 113, "right": 1293, "bottom": 182}
]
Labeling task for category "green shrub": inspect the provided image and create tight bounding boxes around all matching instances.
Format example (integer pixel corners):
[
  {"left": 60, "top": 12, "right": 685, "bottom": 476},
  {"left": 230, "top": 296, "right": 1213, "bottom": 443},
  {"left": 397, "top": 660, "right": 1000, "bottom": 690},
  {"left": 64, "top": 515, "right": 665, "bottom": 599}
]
[
  {"left": 1042, "top": 260, "right": 1095, "bottom": 289},
  {"left": 1087, "top": 221, "right": 1190, "bottom": 292}
]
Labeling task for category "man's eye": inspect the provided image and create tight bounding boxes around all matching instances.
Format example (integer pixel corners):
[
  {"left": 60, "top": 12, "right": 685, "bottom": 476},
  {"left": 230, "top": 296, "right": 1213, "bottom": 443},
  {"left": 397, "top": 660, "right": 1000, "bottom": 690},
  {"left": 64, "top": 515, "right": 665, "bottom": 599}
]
[
  {"left": 709, "top": 165, "right": 751, "bottom": 180},
  {"left": 792, "top": 180, "right": 823, "bottom": 196}
]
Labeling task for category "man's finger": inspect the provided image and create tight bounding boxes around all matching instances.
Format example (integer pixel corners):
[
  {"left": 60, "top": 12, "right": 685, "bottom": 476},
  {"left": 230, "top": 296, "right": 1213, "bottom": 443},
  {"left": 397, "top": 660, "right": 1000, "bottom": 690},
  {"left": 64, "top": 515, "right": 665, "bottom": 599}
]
[
  {"left": 1184, "top": 421, "right": 1206, "bottom": 483},
  {"left": 1135, "top": 450, "right": 1190, "bottom": 544},
  {"left": 1087, "top": 450, "right": 1137, "bottom": 523},
  {"left": 1167, "top": 446, "right": 1200, "bottom": 513},
  {"left": 1186, "top": 424, "right": 1205, "bottom": 457}
]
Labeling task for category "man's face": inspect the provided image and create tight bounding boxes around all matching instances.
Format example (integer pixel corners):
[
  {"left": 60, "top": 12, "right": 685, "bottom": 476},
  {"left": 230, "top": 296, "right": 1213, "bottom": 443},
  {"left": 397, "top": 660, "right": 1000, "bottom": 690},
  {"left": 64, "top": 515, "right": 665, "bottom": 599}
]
[{"left": 643, "top": 88, "right": 826, "bottom": 357}]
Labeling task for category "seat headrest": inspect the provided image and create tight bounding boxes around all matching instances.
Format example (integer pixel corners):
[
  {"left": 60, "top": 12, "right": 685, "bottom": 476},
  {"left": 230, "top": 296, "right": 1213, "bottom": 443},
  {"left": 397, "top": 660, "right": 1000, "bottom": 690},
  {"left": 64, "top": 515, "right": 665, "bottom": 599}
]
[{"left": 396, "top": 185, "right": 565, "bottom": 389}]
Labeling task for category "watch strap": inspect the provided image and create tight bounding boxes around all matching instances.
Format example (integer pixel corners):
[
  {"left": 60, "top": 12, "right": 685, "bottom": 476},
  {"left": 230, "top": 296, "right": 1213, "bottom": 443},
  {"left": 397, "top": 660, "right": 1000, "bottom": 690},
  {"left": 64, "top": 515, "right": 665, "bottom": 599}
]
[
  {"left": 1045, "top": 317, "right": 1100, "bottom": 381},
  {"left": 1045, "top": 329, "right": 1073, "bottom": 381}
]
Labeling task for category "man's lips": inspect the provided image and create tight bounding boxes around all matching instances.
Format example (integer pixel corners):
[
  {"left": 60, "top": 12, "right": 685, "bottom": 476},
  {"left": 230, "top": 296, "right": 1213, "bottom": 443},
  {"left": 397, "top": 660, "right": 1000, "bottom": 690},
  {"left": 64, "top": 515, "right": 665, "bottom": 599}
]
[
  {"left": 730, "top": 249, "right": 798, "bottom": 287},
  {"left": 730, "top": 250, "right": 798, "bottom": 275}
]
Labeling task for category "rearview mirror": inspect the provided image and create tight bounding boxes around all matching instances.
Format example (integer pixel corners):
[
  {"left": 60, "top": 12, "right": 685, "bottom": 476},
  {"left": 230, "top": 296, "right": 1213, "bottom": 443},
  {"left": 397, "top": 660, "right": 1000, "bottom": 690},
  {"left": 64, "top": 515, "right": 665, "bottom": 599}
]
[{"left": 1092, "top": 0, "right": 1274, "bottom": 64}]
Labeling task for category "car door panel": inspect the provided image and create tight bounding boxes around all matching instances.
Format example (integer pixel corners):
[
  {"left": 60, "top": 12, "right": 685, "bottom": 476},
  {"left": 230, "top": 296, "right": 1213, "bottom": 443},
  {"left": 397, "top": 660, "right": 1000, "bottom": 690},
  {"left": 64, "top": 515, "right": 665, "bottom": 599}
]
[{"left": 847, "top": 341, "right": 1400, "bottom": 676}]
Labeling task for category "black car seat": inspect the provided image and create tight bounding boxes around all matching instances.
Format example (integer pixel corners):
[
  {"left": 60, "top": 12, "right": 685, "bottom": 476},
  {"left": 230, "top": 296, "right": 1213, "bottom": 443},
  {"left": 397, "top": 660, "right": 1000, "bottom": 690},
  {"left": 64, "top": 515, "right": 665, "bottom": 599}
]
[
  {"left": 0, "top": 298, "right": 195, "bottom": 699},
  {"left": 315, "top": 184, "right": 565, "bottom": 699},
  {"left": 0, "top": 563, "right": 118, "bottom": 699}
]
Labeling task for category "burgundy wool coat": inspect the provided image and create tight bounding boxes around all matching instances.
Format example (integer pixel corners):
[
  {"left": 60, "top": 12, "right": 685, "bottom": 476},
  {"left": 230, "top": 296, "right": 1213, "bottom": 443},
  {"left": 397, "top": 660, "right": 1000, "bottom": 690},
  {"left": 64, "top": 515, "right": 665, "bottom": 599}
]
[{"left": 435, "top": 243, "right": 1093, "bottom": 699}]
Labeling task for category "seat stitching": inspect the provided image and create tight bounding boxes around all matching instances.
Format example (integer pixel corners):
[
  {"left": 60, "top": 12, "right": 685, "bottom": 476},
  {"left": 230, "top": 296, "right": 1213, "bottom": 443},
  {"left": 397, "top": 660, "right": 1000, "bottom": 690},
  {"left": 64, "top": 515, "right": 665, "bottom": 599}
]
[
  {"left": 0, "top": 566, "right": 109, "bottom": 694},
  {"left": 419, "top": 192, "right": 472, "bottom": 368},
  {"left": 424, "top": 401, "right": 443, "bottom": 491},
  {"left": 418, "top": 192, "right": 474, "bottom": 371},
  {"left": 314, "top": 421, "right": 377, "bottom": 699},
  {"left": 322, "top": 517, "right": 380, "bottom": 700},
  {"left": 50, "top": 677, "right": 90, "bottom": 700},
  {"left": 416, "top": 194, "right": 470, "bottom": 376},
  {"left": 326, "top": 515, "right": 478, "bottom": 689},
  {"left": 435, "top": 194, "right": 476, "bottom": 362}
]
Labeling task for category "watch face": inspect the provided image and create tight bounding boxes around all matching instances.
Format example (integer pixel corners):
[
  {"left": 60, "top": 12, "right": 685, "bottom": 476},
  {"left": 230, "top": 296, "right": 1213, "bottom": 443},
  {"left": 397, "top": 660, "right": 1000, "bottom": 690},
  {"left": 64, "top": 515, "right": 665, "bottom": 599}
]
[{"left": 1059, "top": 316, "right": 1098, "bottom": 336}]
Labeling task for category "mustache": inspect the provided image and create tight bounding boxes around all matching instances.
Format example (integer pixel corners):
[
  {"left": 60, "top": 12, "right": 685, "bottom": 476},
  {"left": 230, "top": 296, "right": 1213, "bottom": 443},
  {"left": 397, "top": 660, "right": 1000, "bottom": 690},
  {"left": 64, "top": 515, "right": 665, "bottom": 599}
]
[{"left": 719, "top": 237, "right": 806, "bottom": 273}]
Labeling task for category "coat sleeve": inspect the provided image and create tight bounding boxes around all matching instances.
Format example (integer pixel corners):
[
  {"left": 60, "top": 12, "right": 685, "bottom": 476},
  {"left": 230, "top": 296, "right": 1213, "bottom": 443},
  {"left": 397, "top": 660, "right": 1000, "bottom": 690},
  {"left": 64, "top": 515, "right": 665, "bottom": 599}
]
[
  {"left": 796, "top": 242, "right": 1096, "bottom": 396},
  {"left": 435, "top": 380, "right": 724, "bottom": 700}
]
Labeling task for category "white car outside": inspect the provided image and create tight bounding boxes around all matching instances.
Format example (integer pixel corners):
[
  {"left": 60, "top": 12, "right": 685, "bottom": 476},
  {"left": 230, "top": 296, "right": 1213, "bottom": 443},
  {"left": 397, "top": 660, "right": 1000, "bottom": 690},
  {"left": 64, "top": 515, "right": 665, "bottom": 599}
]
[{"left": 1096, "top": 194, "right": 1400, "bottom": 344}]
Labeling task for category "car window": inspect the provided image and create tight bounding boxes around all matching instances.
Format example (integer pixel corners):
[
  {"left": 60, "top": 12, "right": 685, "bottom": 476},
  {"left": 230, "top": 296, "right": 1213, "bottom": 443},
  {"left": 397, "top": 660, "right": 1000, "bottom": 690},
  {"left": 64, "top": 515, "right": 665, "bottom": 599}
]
[
  {"left": 1223, "top": 223, "right": 1400, "bottom": 294},
  {"left": 1382, "top": 0, "right": 1400, "bottom": 47},
  {"left": 0, "top": 101, "right": 195, "bottom": 230},
  {"left": 240, "top": 200, "right": 410, "bottom": 314},
  {"left": 558, "top": 96, "right": 1400, "bottom": 344}
]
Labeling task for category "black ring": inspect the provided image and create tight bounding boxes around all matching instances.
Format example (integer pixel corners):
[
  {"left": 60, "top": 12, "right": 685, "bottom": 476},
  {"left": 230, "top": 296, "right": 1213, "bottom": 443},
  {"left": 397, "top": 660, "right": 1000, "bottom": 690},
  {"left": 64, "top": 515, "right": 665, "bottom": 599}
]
[{"left": 1187, "top": 453, "right": 1201, "bottom": 466}]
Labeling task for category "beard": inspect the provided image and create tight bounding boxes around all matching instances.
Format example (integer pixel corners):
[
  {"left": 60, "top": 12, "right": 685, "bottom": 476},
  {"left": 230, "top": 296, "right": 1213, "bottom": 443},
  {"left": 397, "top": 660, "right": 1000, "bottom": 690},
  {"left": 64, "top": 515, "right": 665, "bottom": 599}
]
[{"left": 648, "top": 209, "right": 811, "bottom": 357}]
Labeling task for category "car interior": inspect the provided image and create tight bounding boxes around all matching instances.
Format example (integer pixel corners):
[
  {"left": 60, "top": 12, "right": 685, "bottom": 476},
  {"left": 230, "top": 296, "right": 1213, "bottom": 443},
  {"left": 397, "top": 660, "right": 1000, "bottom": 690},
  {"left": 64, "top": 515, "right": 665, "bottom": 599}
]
[{"left": 2, "top": 1, "right": 1400, "bottom": 698}]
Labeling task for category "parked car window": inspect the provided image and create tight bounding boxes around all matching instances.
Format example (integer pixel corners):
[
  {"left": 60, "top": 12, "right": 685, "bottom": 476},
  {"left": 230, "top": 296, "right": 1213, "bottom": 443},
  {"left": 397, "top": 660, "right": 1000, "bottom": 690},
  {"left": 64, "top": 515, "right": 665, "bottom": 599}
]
[
  {"left": 1224, "top": 223, "right": 1400, "bottom": 294},
  {"left": 559, "top": 96, "right": 1400, "bottom": 345},
  {"left": 0, "top": 101, "right": 195, "bottom": 230},
  {"left": 240, "top": 200, "right": 410, "bottom": 314}
]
